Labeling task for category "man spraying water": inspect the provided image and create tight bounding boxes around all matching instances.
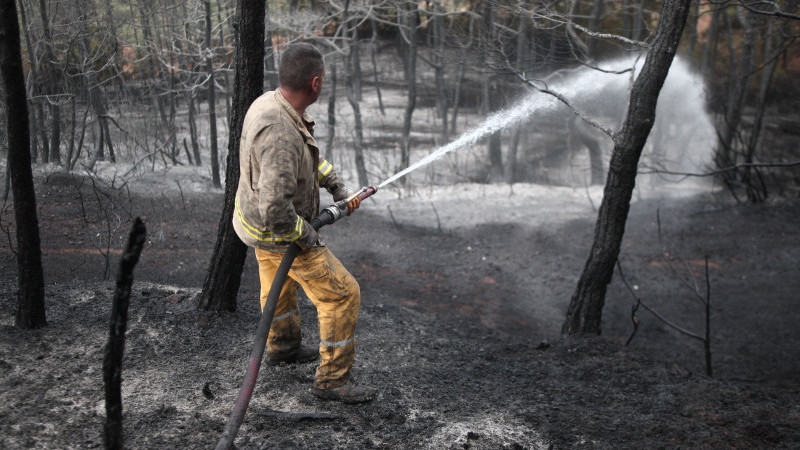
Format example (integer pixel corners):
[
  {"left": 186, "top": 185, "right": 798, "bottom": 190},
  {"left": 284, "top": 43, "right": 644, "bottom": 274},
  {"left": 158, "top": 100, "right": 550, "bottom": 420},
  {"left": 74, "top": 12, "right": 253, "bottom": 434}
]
[{"left": 232, "top": 43, "right": 376, "bottom": 404}]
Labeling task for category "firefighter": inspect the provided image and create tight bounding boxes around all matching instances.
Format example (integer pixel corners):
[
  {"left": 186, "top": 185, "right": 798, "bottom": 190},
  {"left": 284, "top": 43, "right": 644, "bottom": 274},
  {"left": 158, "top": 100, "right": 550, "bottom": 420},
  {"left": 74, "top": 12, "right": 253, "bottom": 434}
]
[{"left": 232, "top": 43, "right": 375, "bottom": 403}]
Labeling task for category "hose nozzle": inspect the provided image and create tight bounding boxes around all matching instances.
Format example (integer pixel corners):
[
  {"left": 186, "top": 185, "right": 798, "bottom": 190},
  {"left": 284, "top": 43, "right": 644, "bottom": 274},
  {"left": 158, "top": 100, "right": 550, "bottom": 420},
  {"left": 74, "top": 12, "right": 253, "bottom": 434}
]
[
  {"left": 345, "top": 185, "right": 378, "bottom": 203},
  {"left": 317, "top": 186, "right": 379, "bottom": 228}
]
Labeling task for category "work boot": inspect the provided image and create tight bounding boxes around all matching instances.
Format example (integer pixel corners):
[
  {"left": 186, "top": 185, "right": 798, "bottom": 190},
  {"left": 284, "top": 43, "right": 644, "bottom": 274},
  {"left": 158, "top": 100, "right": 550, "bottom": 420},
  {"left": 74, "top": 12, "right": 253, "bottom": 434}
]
[
  {"left": 312, "top": 380, "right": 377, "bottom": 404},
  {"left": 267, "top": 345, "right": 318, "bottom": 365}
]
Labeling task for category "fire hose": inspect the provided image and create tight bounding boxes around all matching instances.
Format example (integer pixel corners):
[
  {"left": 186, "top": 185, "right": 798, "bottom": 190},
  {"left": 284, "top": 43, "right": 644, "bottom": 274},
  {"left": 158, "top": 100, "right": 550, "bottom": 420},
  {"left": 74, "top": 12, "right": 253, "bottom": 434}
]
[{"left": 215, "top": 186, "right": 378, "bottom": 450}]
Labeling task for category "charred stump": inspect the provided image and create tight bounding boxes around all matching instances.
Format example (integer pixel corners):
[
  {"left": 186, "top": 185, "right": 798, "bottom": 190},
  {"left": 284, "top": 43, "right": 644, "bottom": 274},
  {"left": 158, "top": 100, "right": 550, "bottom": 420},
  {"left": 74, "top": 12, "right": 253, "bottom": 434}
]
[{"left": 103, "top": 218, "right": 147, "bottom": 450}]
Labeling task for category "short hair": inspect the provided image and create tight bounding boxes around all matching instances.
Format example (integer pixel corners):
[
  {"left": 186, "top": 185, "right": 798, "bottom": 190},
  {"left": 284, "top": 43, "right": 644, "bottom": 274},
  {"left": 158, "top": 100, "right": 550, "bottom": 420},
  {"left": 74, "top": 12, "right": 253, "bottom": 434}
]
[{"left": 279, "top": 43, "right": 324, "bottom": 91}]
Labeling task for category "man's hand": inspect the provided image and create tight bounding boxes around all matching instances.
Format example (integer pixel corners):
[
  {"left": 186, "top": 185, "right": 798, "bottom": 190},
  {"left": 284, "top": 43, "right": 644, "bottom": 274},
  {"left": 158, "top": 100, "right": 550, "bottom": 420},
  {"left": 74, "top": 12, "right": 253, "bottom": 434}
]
[{"left": 346, "top": 196, "right": 361, "bottom": 216}]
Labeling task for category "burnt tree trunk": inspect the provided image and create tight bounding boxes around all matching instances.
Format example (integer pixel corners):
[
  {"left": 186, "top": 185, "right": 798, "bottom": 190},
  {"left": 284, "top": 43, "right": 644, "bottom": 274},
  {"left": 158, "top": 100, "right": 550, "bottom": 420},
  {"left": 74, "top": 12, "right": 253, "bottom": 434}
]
[
  {"left": 38, "top": 0, "right": 61, "bottom": 165},
  {"left": 743, "top": 16, "right": 788, "bottom": 203},
  {"left": 400, "top": 3, "right": 418, "bottom": 175},
  {"left": 199, "top": 0, "right": 265, "bottom": 312},
  {"left": 206, "top": 0, "right": 221, "bottom": 188},
  {"left": 428, "top": 0, "right": 447, "bottom": 143},
  {"left": 563, "top": 0, "right": 692, "bottom": 335},
  {"left": 103, "top": 218, "right": 146, "bottom": 450},
  {"left": 325, "top": 61, "right": 336, "bottom": 162},
  {"left": 187, "top": 92, "right": 202, "bottom": 166},
  {"left": 1, "top": 0, "right": 46, "bottom": 329},
  {"left": 369, "top": 19, "right": 385, "bottom": 116},
  {"left": 345, "top": 23, "right": 368, "bottom": 187},
  {"left": 481, "top": 1, "right": 503, "bottom": 183},
  {"left": 17, "top": 0, "right": 46, "bottom": 163},
  {"left": 264, "top": 0, "right": 278, "bottom": 90}
]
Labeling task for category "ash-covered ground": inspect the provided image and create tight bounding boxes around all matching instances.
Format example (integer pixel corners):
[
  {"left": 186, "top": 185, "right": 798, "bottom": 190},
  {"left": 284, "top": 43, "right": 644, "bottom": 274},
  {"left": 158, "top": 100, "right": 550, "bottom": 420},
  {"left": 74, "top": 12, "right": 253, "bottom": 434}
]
[{"left": 1, "top": 169, "right": 799, "bottom": 449}]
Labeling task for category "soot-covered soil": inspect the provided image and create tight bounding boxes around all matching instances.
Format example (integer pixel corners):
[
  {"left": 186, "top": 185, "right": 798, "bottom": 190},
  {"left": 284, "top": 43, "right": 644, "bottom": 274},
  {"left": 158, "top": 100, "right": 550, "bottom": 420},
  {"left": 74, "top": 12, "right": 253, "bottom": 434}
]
[{"left": 1, "top": 171, "right": 799, "bottom": 449}]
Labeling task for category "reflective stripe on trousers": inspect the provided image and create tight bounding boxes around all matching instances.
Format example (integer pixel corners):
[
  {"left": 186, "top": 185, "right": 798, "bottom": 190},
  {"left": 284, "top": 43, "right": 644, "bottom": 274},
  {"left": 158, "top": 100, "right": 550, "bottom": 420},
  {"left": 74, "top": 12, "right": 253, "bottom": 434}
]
[{"left": 255, "top": 246, "right": 361, "bottom": 390}]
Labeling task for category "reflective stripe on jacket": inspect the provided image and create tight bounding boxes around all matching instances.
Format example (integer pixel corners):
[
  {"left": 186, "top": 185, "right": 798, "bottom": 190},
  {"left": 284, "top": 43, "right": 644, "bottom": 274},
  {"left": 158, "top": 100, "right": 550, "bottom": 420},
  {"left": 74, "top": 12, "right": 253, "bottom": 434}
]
[{"left": 233, "top": 90, "right": 349, "bottom": 251}]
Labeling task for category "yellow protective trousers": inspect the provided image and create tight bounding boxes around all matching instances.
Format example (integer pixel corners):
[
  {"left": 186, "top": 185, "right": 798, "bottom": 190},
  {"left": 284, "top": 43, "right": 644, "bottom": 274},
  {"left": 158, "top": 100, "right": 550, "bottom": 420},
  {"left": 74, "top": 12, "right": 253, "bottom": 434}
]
[{"left": 254, "top": 246, "right": 360, "bottom": 389}]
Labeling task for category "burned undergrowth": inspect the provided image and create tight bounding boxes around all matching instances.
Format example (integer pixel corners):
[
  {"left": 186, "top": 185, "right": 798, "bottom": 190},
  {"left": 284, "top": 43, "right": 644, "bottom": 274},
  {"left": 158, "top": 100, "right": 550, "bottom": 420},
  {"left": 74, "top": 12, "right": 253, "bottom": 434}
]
[{"left": 0, "top": 172, "right": 799, "bottom": 449}]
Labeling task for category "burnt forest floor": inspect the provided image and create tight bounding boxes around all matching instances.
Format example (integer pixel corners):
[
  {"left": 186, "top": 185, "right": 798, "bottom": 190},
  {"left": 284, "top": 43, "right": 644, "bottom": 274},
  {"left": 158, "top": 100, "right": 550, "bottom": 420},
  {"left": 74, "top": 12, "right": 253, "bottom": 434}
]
[{"left": 1, "top": 170, "right": 799, "bottom": 449}]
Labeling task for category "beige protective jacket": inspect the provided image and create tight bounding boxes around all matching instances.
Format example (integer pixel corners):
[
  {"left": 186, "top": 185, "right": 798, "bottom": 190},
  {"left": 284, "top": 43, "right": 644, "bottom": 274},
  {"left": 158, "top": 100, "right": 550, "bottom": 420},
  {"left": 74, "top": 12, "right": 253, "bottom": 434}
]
[{"left": 233, "top": 90, "right": 350, "bottom": 251}]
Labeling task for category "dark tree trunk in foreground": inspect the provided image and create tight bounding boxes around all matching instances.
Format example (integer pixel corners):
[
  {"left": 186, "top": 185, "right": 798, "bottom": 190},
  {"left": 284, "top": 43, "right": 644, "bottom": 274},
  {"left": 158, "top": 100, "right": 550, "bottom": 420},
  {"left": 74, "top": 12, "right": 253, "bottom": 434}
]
[
  {"left": 103, "top": 218, "right": 146, "bottom": 450},
  {"left": 199, "top": 0, "right": 265, "bottom": 312},
  {"left": 1, "top": 0, "right": 47, "bottom": 329},
  {"left": 563, "top": 0, "right": 692, "bottom": 335}
]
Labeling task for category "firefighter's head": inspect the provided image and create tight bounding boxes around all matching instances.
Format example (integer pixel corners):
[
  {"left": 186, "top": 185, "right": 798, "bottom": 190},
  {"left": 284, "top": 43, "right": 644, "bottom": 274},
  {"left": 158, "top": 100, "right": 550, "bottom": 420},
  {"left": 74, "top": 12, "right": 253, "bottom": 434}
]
[{"left": 279, "top": 43, "right": 325, "bottom": 105}]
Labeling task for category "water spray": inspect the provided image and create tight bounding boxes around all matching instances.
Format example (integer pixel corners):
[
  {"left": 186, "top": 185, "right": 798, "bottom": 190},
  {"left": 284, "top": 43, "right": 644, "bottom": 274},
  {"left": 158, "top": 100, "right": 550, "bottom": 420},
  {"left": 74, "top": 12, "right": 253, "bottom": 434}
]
[{"left": 378, "top": 93, "right": 552, "bottom": 188}]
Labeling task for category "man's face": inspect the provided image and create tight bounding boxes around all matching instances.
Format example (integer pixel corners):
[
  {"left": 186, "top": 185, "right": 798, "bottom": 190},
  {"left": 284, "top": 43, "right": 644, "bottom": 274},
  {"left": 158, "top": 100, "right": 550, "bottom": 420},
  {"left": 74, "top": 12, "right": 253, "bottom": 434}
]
[{"left": 310, "top": 67, "right": 325, "bottom": 105}]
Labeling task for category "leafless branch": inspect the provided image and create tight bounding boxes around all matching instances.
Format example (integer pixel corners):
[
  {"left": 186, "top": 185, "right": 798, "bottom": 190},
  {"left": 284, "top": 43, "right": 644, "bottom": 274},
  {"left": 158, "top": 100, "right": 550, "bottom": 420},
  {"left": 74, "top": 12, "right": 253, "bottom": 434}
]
[
  {"left": 618, "top": 262, "right": 705, "bottom": 343},
  {"left": 515, "top": 71, "right": 616, "bottom": 138},
  {"left": 739, "top": 0, "right": 800, "bottom": 20},
  {"left": 639, "top": 161, "right": 800, "bottom": 179},
  {"left": 569, "top": 21, "right": 651, "bottom": 49}
]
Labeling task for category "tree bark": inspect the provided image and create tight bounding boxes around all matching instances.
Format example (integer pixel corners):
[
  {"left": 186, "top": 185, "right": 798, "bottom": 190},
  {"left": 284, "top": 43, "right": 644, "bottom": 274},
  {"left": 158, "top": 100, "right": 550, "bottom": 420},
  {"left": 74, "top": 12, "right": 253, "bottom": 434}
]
[
  {"left": 103, "top": 218, "right": 146, "bottom": 450},
  {"left": 743, "top": 16, "right": 787, "bottom": 202},
  {"left": 84, "top": 37, "right": 115, "bottom": 170},
  {"left": 17, "top": 0, "right": 46, "bottom": 163},
  {"left": 351, "top": 21, "right": 362, "bottom": 102},
  {"left": 1, "top": 0, "right": 47, "bottom": 329},
  {"left": 205, "top": 0, "right": 221, "bottom": 188},
  {"left": 563, "top": 0, "right": 692, "bottom": 335},
  {"left": 482, "top": 1, "right": 503, "bottom": 183},
  {"left": 187, "top": 92, "right": 202, "bottom": 166},
  {"left": 507, "top": 7, "right": 528, "bottom": 183},
  {"left": 431, "top": 0, "right": 448, "bottom": 143},
  {"left": 38, "top": 0, "right": 61, "bottom": 165},
  {"left": 325, "top": 61, "right": 336, "bottom": 162},
  {"left": 346, "top": 33, "right": 368, "bottom": 187},
  {"left": 369, "top": 19, "right": 385, "bottom": 116},
  {"left": 400, "top": 3, "right": 418, "bottom": 176},
  {"left": 714, "top": 6, "right": 756, "bottom": 188},
  {"left": 264, "top": 0, "right": 278, "bottom": 90},
  {"left": 199, "top": 0, "right": 265, "bottom": 312}
]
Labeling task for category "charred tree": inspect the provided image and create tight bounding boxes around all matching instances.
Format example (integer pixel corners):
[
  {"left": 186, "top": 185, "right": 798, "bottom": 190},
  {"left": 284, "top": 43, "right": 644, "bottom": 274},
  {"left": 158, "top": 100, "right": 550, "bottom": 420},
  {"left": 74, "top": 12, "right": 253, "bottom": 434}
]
[
  {"left": 400, "top": 2, "right": 418, "bottom": 176},
  {"left": 342, "top": 2, "right": 368, "bottom": 187},
  {"left": 743, "top": 18, "right": 787, "bottom": 202},
  {"left": 563, "top": 0, "right": 692, "bottom": 335},
  {"left": 369, "top": 19, "right": 385, "bottom": 116},
  {"left": 430, "top": 0, "right": 448, "bottom": 143},
  {"left": 16, "top": 0, "right": 47, "bottom": 163},
  {"left": 481, "top": 1, "right": 503, "bottom": 183},
  {"left": 199, "top": 0, "right": 265, "bottom": 312},
  {"left": 1, "top": 0, "right": 46, "bottom": 329},
  {"left": 325, "top": 61, "right": 336, "bottom": 162},
  {"left": 103, "top": 218, "right": 146, "bottom": 450},
  {"left": 38, "top": 0, "right": 61, "bottom": 165},
  {"left": 187, "top": 91, "right": 202, "bottom": 166},
  {"left": 264, "top": 0, "right": 278, "bottom": 90},
  {"left": 206, "top": 0, "right": 221, "bottom": 188}
]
